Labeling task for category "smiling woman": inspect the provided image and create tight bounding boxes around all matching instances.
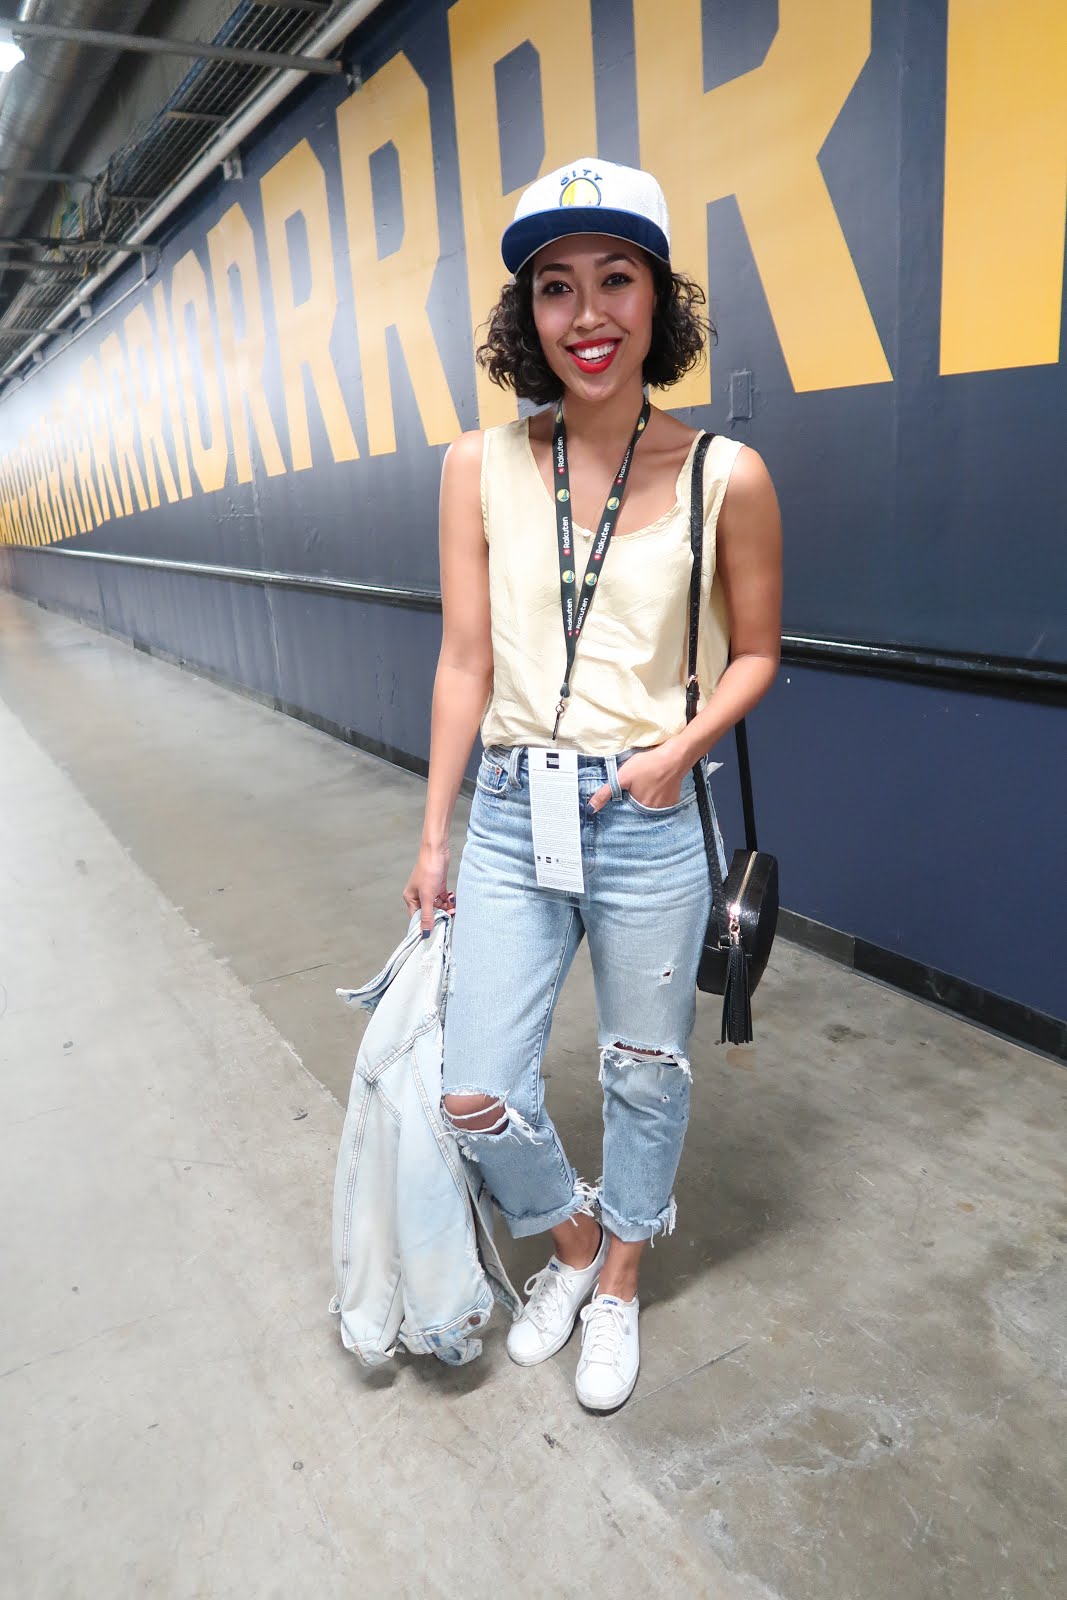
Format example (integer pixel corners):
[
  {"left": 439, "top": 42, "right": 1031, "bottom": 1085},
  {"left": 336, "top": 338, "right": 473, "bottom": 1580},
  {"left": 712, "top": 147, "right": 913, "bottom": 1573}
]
[
  {"left": 402, "top": 156, "right": 783, "bottom": 1415},
  {"left": 476, "top": 244, "right": 710, "bottom": 405}
]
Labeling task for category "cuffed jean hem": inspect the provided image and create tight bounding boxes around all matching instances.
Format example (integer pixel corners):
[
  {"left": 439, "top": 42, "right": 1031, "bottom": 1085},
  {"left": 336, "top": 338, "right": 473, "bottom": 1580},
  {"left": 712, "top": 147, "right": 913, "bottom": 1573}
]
[
  {"left": 498, "top": 1179, "right": 597, "bottom": 1240},
  {"left": 598, "top": 1192, "right": 678, "bottom": 1244}
]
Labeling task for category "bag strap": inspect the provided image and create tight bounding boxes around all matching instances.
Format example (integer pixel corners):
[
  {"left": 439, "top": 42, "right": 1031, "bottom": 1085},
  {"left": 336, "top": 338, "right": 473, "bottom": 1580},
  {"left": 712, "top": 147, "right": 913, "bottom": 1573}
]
[
  {"left": 685, "top": 433, "right": 714, "bottom": 715},
  {"left": 734, "top": 719, "right": 758, "bottom": 856},
  {"left": 687, "top": 433, "right": 729, "bottom": 946},
  {"left": 687, "top": 433, "right": 760, "bottom": 855}
]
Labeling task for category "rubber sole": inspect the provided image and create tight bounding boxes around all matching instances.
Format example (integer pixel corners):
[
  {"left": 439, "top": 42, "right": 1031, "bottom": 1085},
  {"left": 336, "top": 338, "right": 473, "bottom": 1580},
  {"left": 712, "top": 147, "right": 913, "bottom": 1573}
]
[
  {"left": 506, "top": 1315, "right": 581, "bottom": 1367},
  {"left": 575, "top": 1364, "right": 640, "bottom": 1412}
]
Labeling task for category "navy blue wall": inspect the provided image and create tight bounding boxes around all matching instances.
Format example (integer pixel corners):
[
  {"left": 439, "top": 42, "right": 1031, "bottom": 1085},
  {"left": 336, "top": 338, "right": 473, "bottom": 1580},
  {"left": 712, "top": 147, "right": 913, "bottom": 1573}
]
[
  {"left": 1, "top": 0, "right": 1064, "bottom": 1029},
  {"left": 714, "top": 669, "right": 1064, "bottom": 1023}
]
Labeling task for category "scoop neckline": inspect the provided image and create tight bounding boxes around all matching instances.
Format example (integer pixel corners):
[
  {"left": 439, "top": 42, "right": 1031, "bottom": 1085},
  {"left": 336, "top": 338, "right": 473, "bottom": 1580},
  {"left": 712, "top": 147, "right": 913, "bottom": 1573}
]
[{"left": 522, "top": 419, "right": 704, "bottom": 541}]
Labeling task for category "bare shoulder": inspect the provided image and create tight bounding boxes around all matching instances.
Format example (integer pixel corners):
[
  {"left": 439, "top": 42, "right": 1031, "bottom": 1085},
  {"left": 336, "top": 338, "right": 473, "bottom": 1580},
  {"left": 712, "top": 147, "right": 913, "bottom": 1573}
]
[
  {"left": 722, "top": 444, "right": 779, "bottom": 515},
  {"left": 443, "top": 428, "right": 485, "bottom": 476},
  {"left": 718, "top": 445, "right": 782, "bottom": 570},
  {"left": 441, "top": 429, "right": 485, "bottom": 507}
]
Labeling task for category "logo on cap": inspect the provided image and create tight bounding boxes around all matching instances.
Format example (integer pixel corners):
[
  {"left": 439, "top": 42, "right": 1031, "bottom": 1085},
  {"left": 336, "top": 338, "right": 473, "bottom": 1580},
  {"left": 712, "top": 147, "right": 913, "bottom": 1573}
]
[{"left": 560, "top": 169, "right": 602, "bottom": 208}]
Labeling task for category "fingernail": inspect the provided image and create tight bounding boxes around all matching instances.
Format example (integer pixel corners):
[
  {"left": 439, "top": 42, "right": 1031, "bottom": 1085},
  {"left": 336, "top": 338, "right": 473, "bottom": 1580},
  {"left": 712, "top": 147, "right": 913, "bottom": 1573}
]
[{"left": 422, "top": 928, "right": 431, "bottom": 939}]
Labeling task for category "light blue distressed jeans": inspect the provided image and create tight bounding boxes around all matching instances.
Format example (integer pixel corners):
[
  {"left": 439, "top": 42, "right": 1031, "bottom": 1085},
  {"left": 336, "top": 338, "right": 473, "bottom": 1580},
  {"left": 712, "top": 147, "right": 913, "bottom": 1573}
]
[{"left": 441, "top": 746, "right": 724, "bottom": 1244}]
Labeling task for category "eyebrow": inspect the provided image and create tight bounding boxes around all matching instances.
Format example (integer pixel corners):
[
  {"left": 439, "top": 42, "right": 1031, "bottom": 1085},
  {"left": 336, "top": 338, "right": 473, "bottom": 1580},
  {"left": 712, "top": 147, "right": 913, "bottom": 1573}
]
[{"left": 534, "top": 252, "right": 636, "bottom": 276}]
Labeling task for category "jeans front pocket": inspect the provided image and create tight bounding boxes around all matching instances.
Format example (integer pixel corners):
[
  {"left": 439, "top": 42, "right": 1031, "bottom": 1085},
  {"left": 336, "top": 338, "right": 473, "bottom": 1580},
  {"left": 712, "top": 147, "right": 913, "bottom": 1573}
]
[
  {"left": 622, "top": 778, "right": 697, "bottom": 818},
  {"left": 475, "top": 753, "right": 510, "bottom": 798}
]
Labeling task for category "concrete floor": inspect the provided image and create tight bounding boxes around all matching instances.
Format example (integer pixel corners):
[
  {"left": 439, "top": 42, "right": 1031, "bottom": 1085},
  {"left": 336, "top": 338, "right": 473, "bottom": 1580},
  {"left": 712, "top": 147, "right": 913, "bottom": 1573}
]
[{"left": 1, "top": 590, "right": 1064, "bottom": 1600}]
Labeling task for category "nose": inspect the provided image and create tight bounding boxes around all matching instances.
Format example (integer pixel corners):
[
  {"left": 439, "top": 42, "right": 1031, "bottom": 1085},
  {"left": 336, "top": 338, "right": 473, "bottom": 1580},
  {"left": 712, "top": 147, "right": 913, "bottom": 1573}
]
[{"left": 571, "top": 283, "right": 606, "bottom": 333}]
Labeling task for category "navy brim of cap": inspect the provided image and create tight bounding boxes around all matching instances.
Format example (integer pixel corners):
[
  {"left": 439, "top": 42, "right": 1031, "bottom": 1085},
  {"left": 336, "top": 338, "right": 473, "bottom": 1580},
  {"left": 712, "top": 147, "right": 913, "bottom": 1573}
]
[{"left": 501, "top": 207, "right": 670, "bottom": 274}]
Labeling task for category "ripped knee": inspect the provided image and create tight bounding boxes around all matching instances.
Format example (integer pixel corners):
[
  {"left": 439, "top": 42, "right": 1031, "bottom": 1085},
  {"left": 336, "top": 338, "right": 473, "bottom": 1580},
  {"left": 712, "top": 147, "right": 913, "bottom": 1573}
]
[
  {"left": 442, "top": 1093, "right": 508, "bottom": 1135},
  {"left": 599, "top": 1044, "right": 693, "bottom": 1086}
]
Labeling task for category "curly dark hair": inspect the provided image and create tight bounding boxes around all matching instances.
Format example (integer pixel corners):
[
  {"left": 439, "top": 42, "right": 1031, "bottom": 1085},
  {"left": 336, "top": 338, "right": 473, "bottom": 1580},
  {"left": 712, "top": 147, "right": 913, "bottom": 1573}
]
[{"left": 476, "top": 255, "right": 713, "bottom": 405}]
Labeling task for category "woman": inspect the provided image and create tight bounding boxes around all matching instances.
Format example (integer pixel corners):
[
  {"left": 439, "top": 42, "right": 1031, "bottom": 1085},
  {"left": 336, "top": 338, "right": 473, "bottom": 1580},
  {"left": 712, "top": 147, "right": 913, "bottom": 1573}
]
[{"left": 403, "top": 158, "right": 782, "bottom": 1411}]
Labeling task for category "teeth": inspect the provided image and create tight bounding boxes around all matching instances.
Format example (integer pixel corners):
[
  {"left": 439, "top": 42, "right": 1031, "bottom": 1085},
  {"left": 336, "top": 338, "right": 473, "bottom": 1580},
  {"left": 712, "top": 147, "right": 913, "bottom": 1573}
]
[{"left": 572, "top": 343, "right": 616, "bottom": 361}]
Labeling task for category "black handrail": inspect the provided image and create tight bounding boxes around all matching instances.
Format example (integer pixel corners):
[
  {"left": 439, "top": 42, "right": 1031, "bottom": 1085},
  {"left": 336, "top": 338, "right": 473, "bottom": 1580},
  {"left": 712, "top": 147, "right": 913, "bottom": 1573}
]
[{"left": 15, "top": 543, "right": 1067, "bottom": 698}]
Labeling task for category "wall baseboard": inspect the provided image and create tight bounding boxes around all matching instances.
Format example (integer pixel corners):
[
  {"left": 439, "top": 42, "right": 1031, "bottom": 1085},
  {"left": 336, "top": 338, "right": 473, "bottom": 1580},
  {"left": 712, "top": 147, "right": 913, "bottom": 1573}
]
[{"left": 778, "top": 909, "right": 1066, "bottom": 1063}]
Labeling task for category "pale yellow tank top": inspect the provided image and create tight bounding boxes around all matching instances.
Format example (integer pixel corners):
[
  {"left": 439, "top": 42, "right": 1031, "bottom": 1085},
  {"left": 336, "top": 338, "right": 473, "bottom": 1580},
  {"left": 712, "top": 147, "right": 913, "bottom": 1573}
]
[{"left": 479, "top": 419, "right": 743, "bottom": 755}]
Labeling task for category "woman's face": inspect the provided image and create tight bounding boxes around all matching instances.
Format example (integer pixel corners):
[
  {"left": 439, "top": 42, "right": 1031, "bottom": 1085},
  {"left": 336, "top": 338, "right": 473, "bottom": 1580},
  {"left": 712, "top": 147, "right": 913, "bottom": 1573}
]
[{"left": 530, "top": 234, "right": 656, "bottom": 403}]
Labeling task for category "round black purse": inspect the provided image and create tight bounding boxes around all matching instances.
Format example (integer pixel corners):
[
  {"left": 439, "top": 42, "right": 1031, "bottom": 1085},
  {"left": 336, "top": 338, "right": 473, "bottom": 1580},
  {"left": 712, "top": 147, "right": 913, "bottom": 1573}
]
[{"left": 687, "top": 434, "right": 779, "bottom": 1045}]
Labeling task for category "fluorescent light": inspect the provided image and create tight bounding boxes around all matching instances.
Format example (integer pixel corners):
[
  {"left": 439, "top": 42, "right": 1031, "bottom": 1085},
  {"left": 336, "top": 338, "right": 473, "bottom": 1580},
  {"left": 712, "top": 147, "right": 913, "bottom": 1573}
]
[{"left": 0, "top": 27, "right": 25, "bottom": 73}]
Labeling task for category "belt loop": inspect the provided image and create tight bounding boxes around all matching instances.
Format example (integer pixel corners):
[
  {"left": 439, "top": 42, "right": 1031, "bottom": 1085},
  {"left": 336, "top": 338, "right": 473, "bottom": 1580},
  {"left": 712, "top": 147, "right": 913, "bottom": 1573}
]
[
  {"left": 506, "top": 746, "right": 523, "bottom": 789},
  {"left": 605, "top": 753, "right": 623, "bottom": 803}
]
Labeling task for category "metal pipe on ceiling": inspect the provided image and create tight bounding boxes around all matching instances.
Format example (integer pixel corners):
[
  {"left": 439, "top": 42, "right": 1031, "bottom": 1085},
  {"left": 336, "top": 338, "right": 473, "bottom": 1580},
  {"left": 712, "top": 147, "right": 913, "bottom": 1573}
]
[
  {"left": 0, "top": 232, "right": 154, "bottom": 254},
  {"left": 7, "top": 17, "right": 343, "bottom": 74},
  {"left": 0, "top": 258, "right": 83, "bottom": 275},
  {"left": 1, "top": 0, "right": 386, "bottom": 386},
  {"left": 0, "top": 166, "right": 95, "bottom": 185}
]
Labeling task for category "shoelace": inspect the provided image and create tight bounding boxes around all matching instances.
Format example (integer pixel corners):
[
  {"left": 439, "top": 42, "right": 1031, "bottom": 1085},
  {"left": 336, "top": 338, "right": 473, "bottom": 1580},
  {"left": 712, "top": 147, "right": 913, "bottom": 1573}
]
[
  {"left": 579, "top": 1298, "right": 630, "bottom": 1370},
  {"left": 521, "top": 1265, "right": 572, "bottom": 1332}
]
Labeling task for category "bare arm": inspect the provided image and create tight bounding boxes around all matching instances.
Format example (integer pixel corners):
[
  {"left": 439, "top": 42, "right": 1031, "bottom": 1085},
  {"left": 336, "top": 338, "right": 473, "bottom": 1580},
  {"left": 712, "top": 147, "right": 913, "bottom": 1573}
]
[
  {"left": 589, "top": 444, "right": 782, "bottom": 811},
  {"left": 670, "top": 443, "right": 783, "bottom": 768},
  {"left": 403, "top": 431, "right": 493, "bottom": 930}
]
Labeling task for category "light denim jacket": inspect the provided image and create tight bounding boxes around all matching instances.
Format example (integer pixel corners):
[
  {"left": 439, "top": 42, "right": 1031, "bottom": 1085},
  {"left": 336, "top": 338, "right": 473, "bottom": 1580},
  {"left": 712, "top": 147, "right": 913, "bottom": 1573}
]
[{"left": 330, "top": 911, "right": 519, "bottom": 1366}]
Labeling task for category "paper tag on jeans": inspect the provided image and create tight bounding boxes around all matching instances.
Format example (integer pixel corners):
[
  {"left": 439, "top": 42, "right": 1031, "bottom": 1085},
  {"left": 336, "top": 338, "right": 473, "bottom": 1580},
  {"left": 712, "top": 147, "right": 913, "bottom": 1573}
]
[{"left": 528, "top": 748, "right": 585, "bottom": 894}]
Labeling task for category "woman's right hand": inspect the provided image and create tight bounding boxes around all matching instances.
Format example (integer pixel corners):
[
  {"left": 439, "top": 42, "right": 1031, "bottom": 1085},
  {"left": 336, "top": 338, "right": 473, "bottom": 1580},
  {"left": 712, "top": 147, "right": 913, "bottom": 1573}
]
[{"left": 403, "top": 842, "right": 454, "bottom": 935}]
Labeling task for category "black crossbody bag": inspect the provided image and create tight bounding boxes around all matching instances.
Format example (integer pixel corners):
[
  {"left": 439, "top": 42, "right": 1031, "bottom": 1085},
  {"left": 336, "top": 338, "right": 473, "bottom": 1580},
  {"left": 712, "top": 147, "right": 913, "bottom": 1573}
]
[{"left": 687, "top": 434, "right": 779, "bottom": 1045}]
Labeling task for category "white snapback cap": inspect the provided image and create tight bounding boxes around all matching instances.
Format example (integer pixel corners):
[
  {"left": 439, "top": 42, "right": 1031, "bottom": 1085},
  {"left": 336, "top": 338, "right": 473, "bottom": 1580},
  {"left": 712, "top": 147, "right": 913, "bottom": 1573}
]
[{"left": 501, "top": 157, "right": 671, "bottom": 274}]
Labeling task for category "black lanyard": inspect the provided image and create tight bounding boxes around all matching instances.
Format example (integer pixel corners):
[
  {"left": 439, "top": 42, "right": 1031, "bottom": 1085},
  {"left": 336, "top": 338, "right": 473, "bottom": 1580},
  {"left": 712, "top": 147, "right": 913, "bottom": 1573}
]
[{"left": 552, "top": 397, "right": 651, "bottom": 738}]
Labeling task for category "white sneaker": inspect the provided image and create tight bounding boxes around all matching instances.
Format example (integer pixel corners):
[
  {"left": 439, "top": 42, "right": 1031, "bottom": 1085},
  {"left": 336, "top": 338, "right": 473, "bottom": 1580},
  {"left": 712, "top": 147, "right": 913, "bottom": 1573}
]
[
  {"left": 507, "top": 1228, "right": 609, "bottom": 1366},
  {"left": 575, "top": 1291, "right": 640, "bottom": 1410}
]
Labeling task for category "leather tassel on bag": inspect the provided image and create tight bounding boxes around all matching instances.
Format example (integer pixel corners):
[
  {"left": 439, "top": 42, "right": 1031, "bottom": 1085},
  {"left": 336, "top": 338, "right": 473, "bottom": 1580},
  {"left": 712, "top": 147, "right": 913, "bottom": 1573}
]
[{"left": 720, "top": 938, "right": 754, "bottom": 1046}]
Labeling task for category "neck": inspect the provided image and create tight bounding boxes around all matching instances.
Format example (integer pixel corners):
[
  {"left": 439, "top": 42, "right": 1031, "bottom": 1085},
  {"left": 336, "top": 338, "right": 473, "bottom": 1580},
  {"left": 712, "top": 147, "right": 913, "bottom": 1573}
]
[{"left": 560, "top": 378, "right": 647, "bottom": 448}]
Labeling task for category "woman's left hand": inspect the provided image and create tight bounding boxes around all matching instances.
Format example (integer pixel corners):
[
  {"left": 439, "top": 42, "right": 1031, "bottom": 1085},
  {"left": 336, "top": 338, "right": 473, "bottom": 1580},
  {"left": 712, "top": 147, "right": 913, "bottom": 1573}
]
[{"left": 587, "top": 743, "right": 687, "bottom": 813}]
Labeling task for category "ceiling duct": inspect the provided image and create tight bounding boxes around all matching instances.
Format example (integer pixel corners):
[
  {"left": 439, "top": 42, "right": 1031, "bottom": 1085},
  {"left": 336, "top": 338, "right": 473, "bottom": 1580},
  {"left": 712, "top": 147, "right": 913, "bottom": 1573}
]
[{"left": 0, "top": 1, "right": 157, "bottom": 280}]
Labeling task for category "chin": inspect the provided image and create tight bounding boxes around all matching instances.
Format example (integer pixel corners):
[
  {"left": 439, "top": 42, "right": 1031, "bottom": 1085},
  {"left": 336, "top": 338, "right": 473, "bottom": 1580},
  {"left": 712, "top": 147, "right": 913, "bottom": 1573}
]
[{"left": 559, "top": 365, "right": 638, "bottom": 403}]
